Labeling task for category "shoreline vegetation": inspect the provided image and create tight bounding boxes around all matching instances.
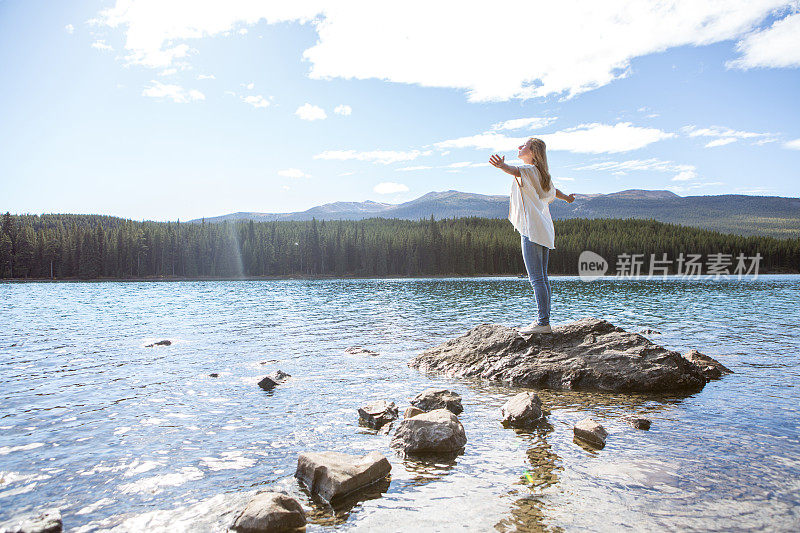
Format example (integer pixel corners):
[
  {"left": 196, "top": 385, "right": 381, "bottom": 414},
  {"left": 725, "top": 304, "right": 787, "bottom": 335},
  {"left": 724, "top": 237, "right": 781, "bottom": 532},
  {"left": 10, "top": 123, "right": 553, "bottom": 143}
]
[{"left": 1, "top": 213, "right": 798, "bottom": 280}]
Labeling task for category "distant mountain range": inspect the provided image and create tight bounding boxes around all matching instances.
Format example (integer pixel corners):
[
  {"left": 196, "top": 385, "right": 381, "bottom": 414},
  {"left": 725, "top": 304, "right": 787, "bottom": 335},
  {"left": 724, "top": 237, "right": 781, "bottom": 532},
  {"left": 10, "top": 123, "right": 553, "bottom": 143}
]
[{"left": 190, "top": 189, "right": 800, "bottom": 238}]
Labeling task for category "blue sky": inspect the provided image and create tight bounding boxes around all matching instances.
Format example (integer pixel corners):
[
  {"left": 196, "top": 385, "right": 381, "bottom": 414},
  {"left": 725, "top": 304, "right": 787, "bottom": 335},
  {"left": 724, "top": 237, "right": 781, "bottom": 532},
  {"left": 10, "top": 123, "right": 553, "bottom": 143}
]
[{"left": 1, "top": 0, "right": 799, "bottom": 222}]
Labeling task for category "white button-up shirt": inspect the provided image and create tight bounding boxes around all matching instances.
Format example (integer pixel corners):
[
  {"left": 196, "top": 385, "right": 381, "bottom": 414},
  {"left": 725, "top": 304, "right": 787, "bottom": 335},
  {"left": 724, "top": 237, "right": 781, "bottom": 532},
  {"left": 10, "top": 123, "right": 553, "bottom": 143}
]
[{"left": 508, "top": 164, "right": 556, "bottom": 249}]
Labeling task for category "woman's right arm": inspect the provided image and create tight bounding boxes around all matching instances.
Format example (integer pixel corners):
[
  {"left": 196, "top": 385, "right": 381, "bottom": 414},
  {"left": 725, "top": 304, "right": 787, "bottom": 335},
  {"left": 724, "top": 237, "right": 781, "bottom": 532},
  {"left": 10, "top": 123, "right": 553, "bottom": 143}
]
[{"left": 489, "top": 154, "right": 521, "bottom": 177}]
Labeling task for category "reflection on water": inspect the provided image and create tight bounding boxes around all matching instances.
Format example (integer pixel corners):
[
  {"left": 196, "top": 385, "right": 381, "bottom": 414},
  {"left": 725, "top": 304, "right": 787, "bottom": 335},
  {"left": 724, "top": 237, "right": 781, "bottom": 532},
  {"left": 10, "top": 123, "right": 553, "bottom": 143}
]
[{"left": 1, "top": 276, "right": 799, "bottom": 531}]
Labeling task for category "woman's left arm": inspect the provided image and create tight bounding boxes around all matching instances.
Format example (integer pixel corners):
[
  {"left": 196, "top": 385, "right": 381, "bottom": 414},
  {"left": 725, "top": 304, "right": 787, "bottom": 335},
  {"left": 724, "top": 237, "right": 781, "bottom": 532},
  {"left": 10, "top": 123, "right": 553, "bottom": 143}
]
[{"left": 555, "top": 188, "right": 575, "bottom": 203}]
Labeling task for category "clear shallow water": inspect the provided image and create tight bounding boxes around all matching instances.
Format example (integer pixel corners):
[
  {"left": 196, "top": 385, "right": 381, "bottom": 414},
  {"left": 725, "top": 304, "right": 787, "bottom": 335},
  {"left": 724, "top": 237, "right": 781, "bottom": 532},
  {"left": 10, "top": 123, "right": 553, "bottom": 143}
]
[{"left": 1, "top": 276, "right": 799, "bottom": 532}]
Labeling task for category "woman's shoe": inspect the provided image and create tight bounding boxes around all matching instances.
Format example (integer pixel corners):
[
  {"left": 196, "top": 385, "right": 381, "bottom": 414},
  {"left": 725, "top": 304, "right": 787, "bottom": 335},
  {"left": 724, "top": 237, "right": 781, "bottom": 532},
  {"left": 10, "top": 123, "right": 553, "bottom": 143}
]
[{"left": 518, "top": 322, "right": 552, "bottom": 335}]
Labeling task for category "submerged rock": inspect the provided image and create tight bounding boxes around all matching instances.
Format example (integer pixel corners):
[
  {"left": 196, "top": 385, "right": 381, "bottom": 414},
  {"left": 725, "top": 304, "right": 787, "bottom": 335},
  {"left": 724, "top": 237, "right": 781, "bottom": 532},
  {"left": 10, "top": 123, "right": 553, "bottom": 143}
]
[
  {"left": 625, "top": 417, "right": 651, "bottom": 430},
  {"left": 295, "top": 451, "right": 391, "bottom": 503},
  {"left": 209, "top": 373, "right": 219, "bottom": 378},
  {"left": 640, "top": 328, "right": 661, "bottom": 335},
  {"left": 410, "top": 388, "right": 463, "bottom": 415},
  {"left": 682, "top": 350, "right": 732, "bottom": 380},
  {"left": 145, "top": 340, "right": 171, "bottom": 347},
  {"left": 0, "top": 508, "right": 62, "bottom": 533},
  {"left": 573, "top": 418, "right": 608, "bottom": 448},
  {"left": 501, "top": 392, "right": 545, "bottom": 428},
  {"left": 230, "top": 492, "right": 306, "bottom": 533},
  {"left": 390, "top": 408, "right": 467, "bottom": 455},
  {"left": 409, "top": 318, "right": 709, "bottom": 393},
  {"left": 344, "top": 346, "right": 380, "bottom": 356},
  {"left": 358, "top": 400, "right": 398, "bottom": 429},
  {"left": 257, "top": 370, "right": 291, "bottom": 391}
]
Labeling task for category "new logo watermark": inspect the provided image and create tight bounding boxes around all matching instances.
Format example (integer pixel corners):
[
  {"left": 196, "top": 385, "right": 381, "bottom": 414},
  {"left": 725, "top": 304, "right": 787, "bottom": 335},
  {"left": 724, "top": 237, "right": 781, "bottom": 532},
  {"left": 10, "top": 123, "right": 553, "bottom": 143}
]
[
  {"left": 578, "top": 250, "right": 608, "bottom": 281},
  {"left": 578, "top": 251, "right": 761, "bottom": 281}
]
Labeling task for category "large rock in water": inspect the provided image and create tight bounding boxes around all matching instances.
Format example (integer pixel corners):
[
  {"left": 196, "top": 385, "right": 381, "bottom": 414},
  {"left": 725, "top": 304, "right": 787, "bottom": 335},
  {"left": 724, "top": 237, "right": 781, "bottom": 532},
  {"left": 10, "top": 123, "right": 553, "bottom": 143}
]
[
  {"left": 682, "top": 350, "right": 732, "bottom": 380},
  {"left": 231, "top": 492, "right": 306, "bottom": 532},
  {"left": 295, "top": 451, "right": 391, "bottom": 503},
  {"left": 501, "top": 392, "right": 545, "bottom": 428},
  {"left": 409, "top": 318, "right": 713, "bottom": 393},
  {"left": 390, "top": 408, "right": 467, "bottom": 455}
]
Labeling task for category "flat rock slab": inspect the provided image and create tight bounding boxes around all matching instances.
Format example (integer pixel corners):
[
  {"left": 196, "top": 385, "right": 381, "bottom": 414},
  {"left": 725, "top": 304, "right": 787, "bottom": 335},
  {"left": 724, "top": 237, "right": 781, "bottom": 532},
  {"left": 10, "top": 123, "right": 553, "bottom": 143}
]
[
  {"left": 295, "top": 451, "right": 391, "bottom": 503},
  {"left": 410, "top": 388, "right": 463, "bottom": 414},
  {"left": 0, "top": 508, "right": 62, "bottom": 533},
  {"left": 344, "top": 346, "right": 380, "bottom": 356},
  {"left": 390, "top": 408, "right": 467, "bottom": 455},
  {"left": 410, "top": 318, "right": 717, "bottom": 393},
  {"left": 574, "top": 418, "right": 608, "bottom": 448},
  {"left": 358, "top": 400, "right": 398, "bottom": 429},
  {"left": 501, "top": 392, "right": 545, "bottom": 428},
  {"left": 231, "top": 492, "right": 306, "bottom": 533}
]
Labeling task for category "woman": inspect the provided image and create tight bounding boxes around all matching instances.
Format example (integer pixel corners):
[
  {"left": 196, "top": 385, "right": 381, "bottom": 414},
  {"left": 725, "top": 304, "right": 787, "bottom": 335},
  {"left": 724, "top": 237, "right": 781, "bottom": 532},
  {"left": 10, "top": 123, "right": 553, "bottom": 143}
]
[{"left": 489, "top": 137, "right": 575, "bottom": 334}]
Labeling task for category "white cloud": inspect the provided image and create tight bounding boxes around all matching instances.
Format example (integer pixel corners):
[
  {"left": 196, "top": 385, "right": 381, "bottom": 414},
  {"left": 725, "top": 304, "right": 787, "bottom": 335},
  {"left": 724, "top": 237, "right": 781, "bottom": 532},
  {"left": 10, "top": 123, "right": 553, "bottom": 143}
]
[
  {"left": 197, "top": 74, "right": 216, "bottom": 80},
  {"left": 278, "top": 168, "right": 311, "bottom": 178},
  {"left": 65, "top": 24, "right": 74, "bottom": 34},
  {"left": 374, "top": 182, "right": 409, "bottom": 194},
  {"left": 159, "top": 68, "right": 177, "bottom": 76},
  {"left": 668, "top": 181, "right": 725, "bottom": 193},
  {"left": 338, "top": 171, "right": 356, "bottom": 176},
  {"left": 704, "top": 138, "right": 737, "bottom": 148},
  {"left": 396, "top": 165, "right": 434, "bottom": 172},
  {"left": 784, "top": 138, "right": 800, "bottom": 150},
  {"left": 334, "top": 104, "right": 352, "bottom": 115},
  {"left": 727, "top": 11, "right": 800, "bottom": 70},
  {"left": 574, "top": 157, "right": 699, "bottom": 182},
  {"left": 242, "top": 95, "right": 270, "bottom": 108},
  {"left": 142, "top": 81, "right": 205, "bottom": 103},
  {"left": 491, "top": 117, "right": 557, "bottom": 131},
  {"left": 436, "top": 122, "right": 674, "bottom": 154},
  {"left": 315, "top": 149, "right": 431, "bottom": 164},
  {"left": 95, "top": 1, "right": 792, "bottom": 102},
  {"left": 295, "top": 103, "right": 327, "bottom": 121},
  {"left": 682, "top": 124, "right": 777, "bottom": 146},
  {"left": 126, "top": 44, "right": 194, "bottom": 69},
  {"left": 91, "top": 40, "right": 113, "bottom": 52},
  {"left": 244, "top": 82, "right": 254, "bottom": 90}
]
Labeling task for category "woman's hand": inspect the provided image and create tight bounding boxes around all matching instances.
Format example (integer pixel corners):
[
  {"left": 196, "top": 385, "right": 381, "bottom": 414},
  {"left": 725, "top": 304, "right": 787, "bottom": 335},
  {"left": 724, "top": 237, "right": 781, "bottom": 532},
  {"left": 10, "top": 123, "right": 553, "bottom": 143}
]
[
  {"left": 489, "top": 154, "right": 505, "bottom": 168},
  {"left": 556, "top": 189, "right": 576, "bottom": 203},
  {"left": 566, "top": 193, "right": 575, "bottom": 203}
]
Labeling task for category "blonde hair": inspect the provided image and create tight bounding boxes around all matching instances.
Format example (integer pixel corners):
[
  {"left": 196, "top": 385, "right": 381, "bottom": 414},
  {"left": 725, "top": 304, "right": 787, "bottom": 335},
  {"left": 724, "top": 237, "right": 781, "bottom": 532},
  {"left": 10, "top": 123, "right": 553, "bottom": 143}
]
[{"left": 527, "top": 137, "right": 552, "bottom": 192}]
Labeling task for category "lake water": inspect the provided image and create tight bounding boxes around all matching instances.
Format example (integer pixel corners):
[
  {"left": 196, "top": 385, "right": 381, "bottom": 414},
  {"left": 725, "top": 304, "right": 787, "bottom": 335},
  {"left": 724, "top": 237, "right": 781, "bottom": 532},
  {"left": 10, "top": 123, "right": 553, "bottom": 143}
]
[{"left": 1, "top": 276, "right": 799, "bottom": 532}]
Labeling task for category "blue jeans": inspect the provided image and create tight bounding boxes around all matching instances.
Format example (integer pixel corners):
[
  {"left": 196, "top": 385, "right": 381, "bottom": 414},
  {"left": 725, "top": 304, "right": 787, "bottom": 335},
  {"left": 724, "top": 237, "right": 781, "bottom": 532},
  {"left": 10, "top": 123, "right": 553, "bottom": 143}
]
[{"left": 521, "top": 235, "right": 551, "bottom": 326}]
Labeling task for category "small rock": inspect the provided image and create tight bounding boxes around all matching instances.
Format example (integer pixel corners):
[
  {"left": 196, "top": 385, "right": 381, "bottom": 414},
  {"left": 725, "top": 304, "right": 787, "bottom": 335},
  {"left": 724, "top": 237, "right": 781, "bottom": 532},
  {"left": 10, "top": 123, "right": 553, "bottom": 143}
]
[
  {"left": 358, "top": 400, "right": 398, "bottom": 429},
  {"left": 230, "top": 492, "right": 306, "bottom": 533},
  {"left": 0, "top": 508, "right": 62, "bottom": 533},
  {"left": 257, "top": 376, "right": 278, "bottom": 391},
  {"left": 145, "top": 340, "right": 171, "bottom": 347},
  {"left": 640, "top": 328, "right": 661, "bottom": 335},
  {"left": 573, "top": 418, "right": 608, "bottom": 448},
  {"left": 209, "top": 373, "right": 219, "bottom": 378},
  {"left": 410, "top": 388, "right": 463, "bottom": 415},
  {"left": 257, "top": 370, "right": 290, "bottom": 391},
  {"left": 390, "top": 408, "right": 467, "bottom": 455},
  {"left": 626, "top": 417, "right": 651, "bottom": 430},
  {"left": 377, "top": 422, "right": 393, "bottom": 436},
  {"left": 501, "top": 392, "right": 545, "bottom": 428},
  {"left": 295, "top": 451, "right": 391, "bottom": 503},
  {"left": 403, "top": 406, "right": 424, "bottom": 419},
  {"left": 344, "top": 346, "right": 380, "bottom": 356},
  {"left": 682, "top": 350, "right": 732, "bottom": 380},
  {"left": 267, "top": 370, "right": 291, "bottom": 383}
]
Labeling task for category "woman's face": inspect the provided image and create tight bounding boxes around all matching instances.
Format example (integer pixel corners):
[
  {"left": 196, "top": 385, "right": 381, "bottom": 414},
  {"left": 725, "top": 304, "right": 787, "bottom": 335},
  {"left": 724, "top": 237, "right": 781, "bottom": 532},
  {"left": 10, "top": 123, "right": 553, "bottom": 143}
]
[{"left": 518, "top": 141, "right": 533, "bottom": 162}]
